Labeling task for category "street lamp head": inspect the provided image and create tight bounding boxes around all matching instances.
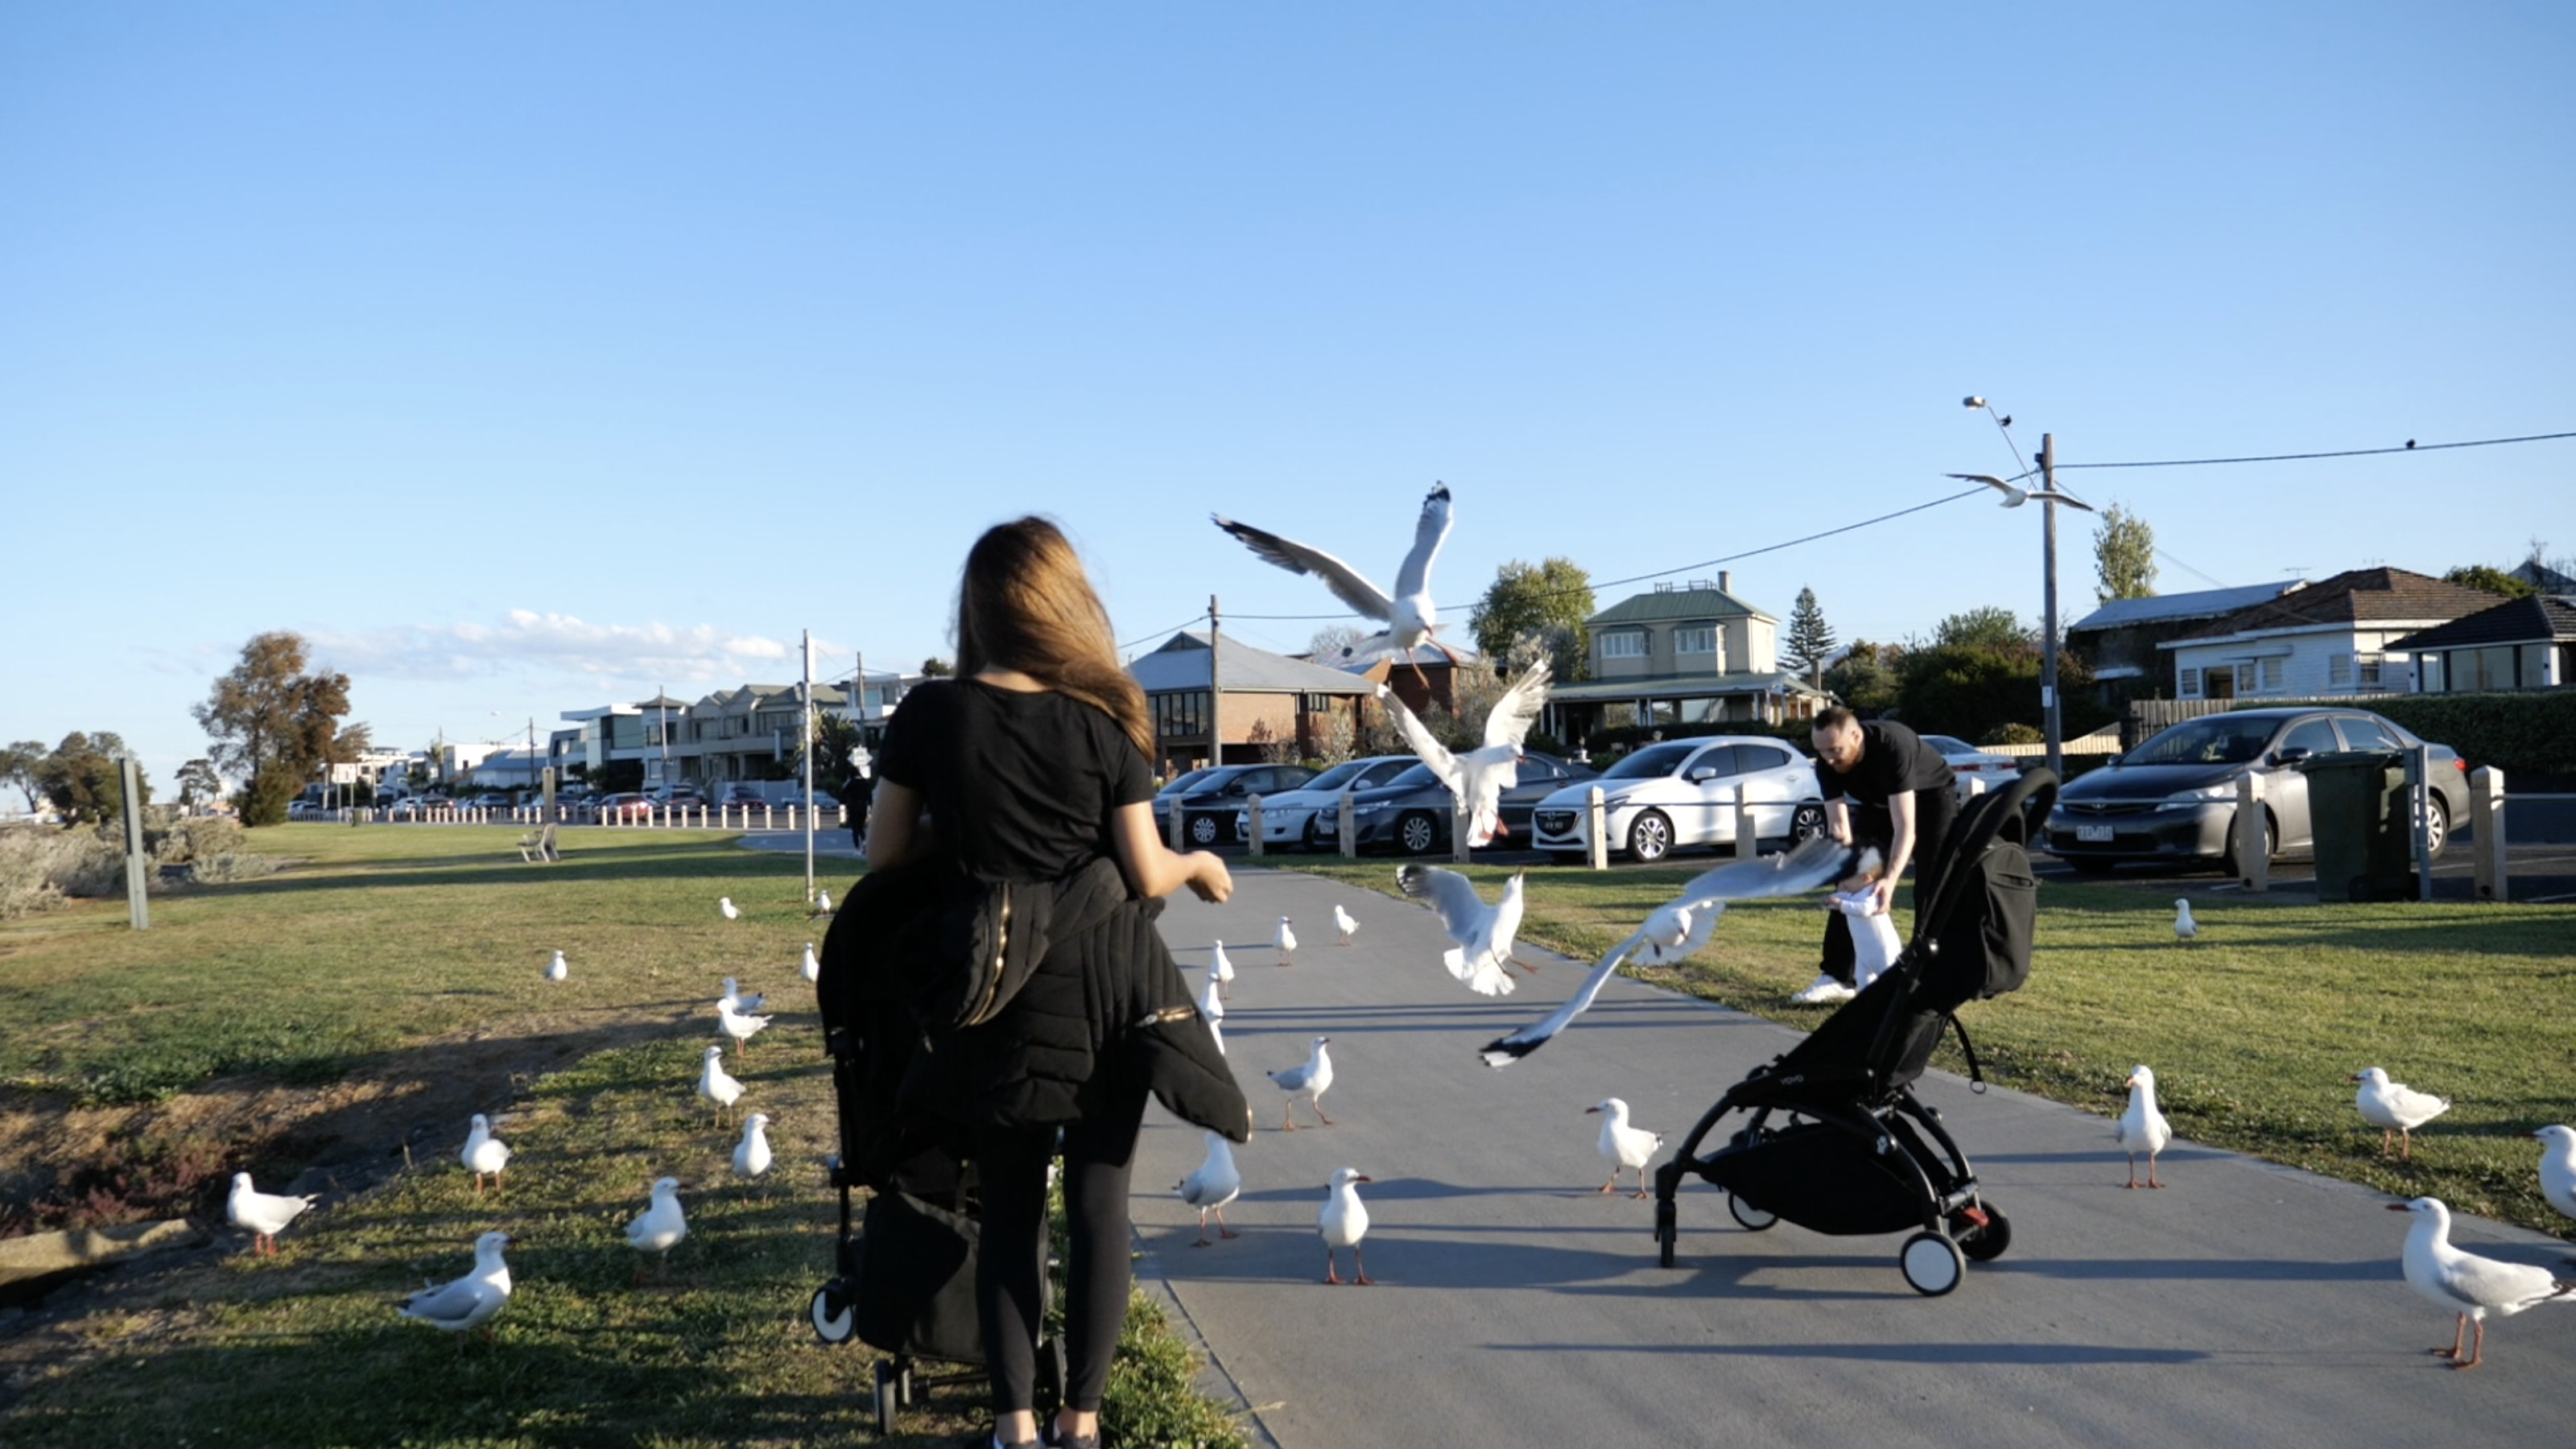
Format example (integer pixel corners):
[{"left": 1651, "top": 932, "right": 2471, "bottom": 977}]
[
  {"left": 1946, "top": 472, "right": 2029, "bottom": 508},
  {"left": 1962, "top": 396, "right": 1986, "bottom": 410}
]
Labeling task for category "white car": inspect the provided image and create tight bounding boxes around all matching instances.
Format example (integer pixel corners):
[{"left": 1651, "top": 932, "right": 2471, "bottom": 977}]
[
  {"left": 1919, "top": 734, "right": 2023, "bottom": 801},
  {"left": 1233, "top": 754, "right": 1419, "bottom": 850},
  {"left": 1529, "top": 737, "right": 1826, "bottom": 864}
]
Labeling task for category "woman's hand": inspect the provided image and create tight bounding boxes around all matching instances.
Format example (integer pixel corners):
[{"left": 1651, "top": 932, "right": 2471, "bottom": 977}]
[{"left": 1186, "top": 851, "right": 1233, "bottom": 904}]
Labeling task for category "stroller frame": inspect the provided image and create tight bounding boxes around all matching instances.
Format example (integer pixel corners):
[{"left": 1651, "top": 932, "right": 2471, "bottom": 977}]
[{"left": 1650, "top": 770, "right": 2057, "bottom": 1295}]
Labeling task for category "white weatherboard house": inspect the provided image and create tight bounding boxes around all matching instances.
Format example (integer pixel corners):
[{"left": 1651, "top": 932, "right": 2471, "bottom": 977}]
[{"left": 2157, "top": 567, "right": 2502, "bottom": 701}]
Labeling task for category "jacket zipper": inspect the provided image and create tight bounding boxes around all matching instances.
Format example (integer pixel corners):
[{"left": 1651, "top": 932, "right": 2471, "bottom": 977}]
[{"left": 968, "top": 886, "right": 1012, "bottom": 1026}]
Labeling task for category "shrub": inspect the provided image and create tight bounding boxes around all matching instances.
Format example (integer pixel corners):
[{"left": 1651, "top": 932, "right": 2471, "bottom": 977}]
[
  {"left": 188, "top": 851, "right": 278, "bottom": 885},
  {"left": 1983, "top": 722, "right": 2044, "bottom": 746},
  {"left": 0, "top": 827, "right": 126, "bottom": 917}
]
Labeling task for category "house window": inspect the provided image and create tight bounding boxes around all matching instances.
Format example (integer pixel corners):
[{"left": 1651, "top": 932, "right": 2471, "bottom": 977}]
[
  {"left": 2357, "top": 655, "right": 2384, "bottom": 688},
  {"left": 1674, "top": 626, "right": 1716, "bottom": 656},
  {"left": 2234, "top": 663, "right": 2257, "bottom": 696},
  {"left": 2260, "top": 658, "right": 2285, "bottom": 691},
  {"left": 2420, "top": 654, "right": 2445, "bottom": 693},
  {"left": 2328, "top": 654, "right": 2353, "bottom": 688},
  {"left": 1600, "top": 632, "right": 1648, "bottom": 659},
  {"left": 2178, "top": 667, "right": 2201, "bottom": 699},
  {"left": 1154, "top": 691, "right": 1208, "bottom": 737}
]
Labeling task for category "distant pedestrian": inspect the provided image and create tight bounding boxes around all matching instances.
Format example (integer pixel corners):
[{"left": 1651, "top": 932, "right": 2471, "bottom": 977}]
[{"left": 1792, "top": 708, "right": 1957, "bottom": 1003}]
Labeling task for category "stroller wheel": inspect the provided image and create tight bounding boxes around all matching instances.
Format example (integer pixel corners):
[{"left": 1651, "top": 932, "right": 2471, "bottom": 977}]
[
  {"left": 873, "top": 1359, "right": 900, "bottom": 1435},
  {"left": 1726, "top": 1193, "right": 1778, "bottom": 1232},
  {"left": 1958, "top": 1206, "right": 2012, "bottom": 1262},
  {"left": 808, "top": 1280, "right": 857, "bottom": 1345},
  {"left": 1900, "top": 1232, "right": 1966, "bottom": 1297}
]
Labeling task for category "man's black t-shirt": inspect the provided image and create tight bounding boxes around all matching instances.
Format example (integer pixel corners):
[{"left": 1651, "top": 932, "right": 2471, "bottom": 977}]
[
  {"left": 875, "top": 679, "right": 1154, "bottom": 881},
  {"left": 1814, "top": 720, "right": 1954, "bottom": 807}
]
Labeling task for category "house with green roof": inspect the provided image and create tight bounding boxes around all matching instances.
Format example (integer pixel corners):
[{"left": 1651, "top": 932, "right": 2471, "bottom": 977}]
[{"left": 1547, "top": 572, "right": 1831, "bottom": 744}]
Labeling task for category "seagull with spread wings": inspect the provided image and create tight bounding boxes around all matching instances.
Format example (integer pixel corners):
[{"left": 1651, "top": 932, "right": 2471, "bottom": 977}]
[
  {"left": 1395, "top": 864, "right": 1534, "bottom": 997},
  {"left": 1478, "top": 835, "right": 1860, "bottom": 1067},
  {"left": 1212, "top": 482, "right": 1455, "bottom": 687},
  {"left": 1377, "top": 659, "right": 1550, "bottom": 847}
]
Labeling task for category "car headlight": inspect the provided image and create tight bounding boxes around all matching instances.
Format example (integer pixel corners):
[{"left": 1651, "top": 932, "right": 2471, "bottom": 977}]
[
  {"left": 2160, "top": 782, "right": 2240, "bottom": 808},
  {"left": 1354, "top": 801, "right": 1390, "bottom": 815}
]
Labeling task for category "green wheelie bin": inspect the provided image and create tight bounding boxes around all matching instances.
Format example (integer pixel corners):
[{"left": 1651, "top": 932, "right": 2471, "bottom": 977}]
[{"left": 2297, "top": 751, "right": 2413, "bottom": 902}]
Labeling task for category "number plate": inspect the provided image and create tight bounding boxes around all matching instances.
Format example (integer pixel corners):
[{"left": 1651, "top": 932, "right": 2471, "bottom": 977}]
[{"left": 2075, "top": 824, "right": 2115, "bottom": 842}]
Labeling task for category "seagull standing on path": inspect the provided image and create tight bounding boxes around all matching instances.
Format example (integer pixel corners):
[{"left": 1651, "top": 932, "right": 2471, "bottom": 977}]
[
  {"left": 2533, "top": 1125, "right": 2576, "bottom": 1224},
  {"left": 2174, "top": 899, "right": 2198, "bottom": 941},
  {"left": 1587, "top": 1098, "right": 1663, "bottom": 1199},
  {"left": 733, "top": 1113, "right": 774, "bottom": 1179},
  {"left": 1478, "top": 836, "right": 1856, "bottom": 1067},
  {"left": 1319, "top": 1167, "right": 1375, "bottom": 1284},
  {"left": 1211, "top": 940, "right": 1236, "bottom": 998},
  {"left": 1333, "top": 902, "right": 1359, "bottom": 945},
  {"left": 1274, "top": 916, "right": 1298, "bottom": 965},
  {"left": 697, "top": 1045, "right": 745, "bottom": 1124},
  {"left": 394, "top": 1231, "right": 514, "bottom": 1340},
  {"left": 1177, "top": 1133, "right": 1242, "bottom": 1246},
  {"left": 1396, "top": 865, "right": 1532, "bottom": 997},
  {"left": 1213, "top": 482, "right": 1455, "bottom": 686},
  {"left": 544, "top": 949, "right": 568, "bottom": 982},
  {"left": 1199, "top": 969, "right": 1226, "bottom": 1055},
  {"left": 719, "top": 896, "right": 740, "bottom": 921},
  {"left": 225, "top": 1172, "right": 316, "bottom": 1256},
  {"left": 2389, "top": 1196, "right": 2576, "bottom": 1369},
  {"left": 1268, "top": 1035, "right": 1335, "bottom": 1131},
  {"left": 2117, "top": 1067, "right": 2173, "bottom": 1189},
  {"left": 718, "top": 1000, "right": 771, "bottom": 1059},
  {"left": 461, "top": 1113, "right": 512, "bottom": 1194},
  {"left": 1377, "top": 659, "right": 1552, "bottom": 846},
  {"left": 800, "top": 942, "right": 819, "bottom": 985},
  {"left": 625, "top": 1177, "right": 689, "bottom": 1282},
  {"left": 2355, "top": 1067, "right": 2450, "bottom": 1161}
]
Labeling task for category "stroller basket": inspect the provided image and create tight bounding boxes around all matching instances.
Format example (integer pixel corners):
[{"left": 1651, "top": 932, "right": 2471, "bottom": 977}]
[{"left": 1651, "top": 769, "right": 2057, "bottom": 1296}]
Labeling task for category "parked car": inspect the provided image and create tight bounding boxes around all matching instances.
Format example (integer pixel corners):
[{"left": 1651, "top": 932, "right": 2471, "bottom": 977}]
[
  {"left": 1158, "top": 764, "right": 1321, "bottom": 846},
  {"left": 597, "top": 791, "right": 656, "bottom": 820},
  {"left": 287, "top": 799, "right": 328, "bottom": 820},
  {"left": 721, "top": 785, "right": 770, "bottom": 809},
  {"left": 465, "top": 792, "right": 514, "bottom": 810},
  {"left": 1920, "top": 734, "right": 2025, "bottom": 801},
  {"left": 655, "top": 784, "right": 712, "bottom": 809},
  {"left": 1342, "top": 752, "right": 1600, "bottom": 856},
  {"left": 2043, "top": 707, "right": 2468, "bottom": 875},
  {"left": 1232, "top": 754, "right": 1421, "bottom": 850},
  {"left": 1530, "top": 737, "right": 1827, "bottom": 864}
]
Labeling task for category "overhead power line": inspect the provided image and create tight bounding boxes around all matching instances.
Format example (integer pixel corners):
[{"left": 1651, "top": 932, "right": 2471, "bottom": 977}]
[{"left": 2055, "top": 428, "right": 2576, "bottom": 473}]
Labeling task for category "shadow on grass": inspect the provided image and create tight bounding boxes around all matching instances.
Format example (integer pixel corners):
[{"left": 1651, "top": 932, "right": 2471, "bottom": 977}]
[{"left": 208, "top": 840, "right": 867, "bottom": 901}]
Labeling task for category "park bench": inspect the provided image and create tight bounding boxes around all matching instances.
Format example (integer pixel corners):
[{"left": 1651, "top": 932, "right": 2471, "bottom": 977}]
[{"left": 517, "top": 822, "right": 560, "bottom": 863}]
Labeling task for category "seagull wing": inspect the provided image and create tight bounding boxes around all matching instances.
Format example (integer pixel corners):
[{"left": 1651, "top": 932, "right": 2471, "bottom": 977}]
[
  {"left": 398, "top": 1276, "right": 491, "bottom": 1327},
  {"left": 1377, "top": 686, "right": 1458, "bottom": 784},
  {"left": 1391, "top": 483, "right": 1454, "bottom": 601},
  {"left": 1479, "top": 930, "right": 1648, "bottom": 1067},
  {"left": 1480, "top": 659, "right": 1553, "bottom": 751},
  {"left": 2444, "top": 1250, "right": 2567, "bottom": 1312},
  {"left": 1211, "top": 516, "right": 1395, "bottom": 621},
  {"left": 1396, "top": 863, "right": 1487, "bottom": 941},
  {"left": 1640, "top": 900, "right": 1726, "bottom": 965},
  {"left": 1670, "top": 833, "right": 1856, "bottom": 907}
]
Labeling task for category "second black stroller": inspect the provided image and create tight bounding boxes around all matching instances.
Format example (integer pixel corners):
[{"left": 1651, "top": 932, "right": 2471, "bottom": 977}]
[{"left": 1651, "top": 768, "right": 2057, "bottom": 1295}]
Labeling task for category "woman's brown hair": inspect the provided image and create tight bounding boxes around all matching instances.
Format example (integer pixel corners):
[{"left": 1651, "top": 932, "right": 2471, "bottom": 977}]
[{"left": 956, "top": 518, "right": 1154, "bottom": 759}]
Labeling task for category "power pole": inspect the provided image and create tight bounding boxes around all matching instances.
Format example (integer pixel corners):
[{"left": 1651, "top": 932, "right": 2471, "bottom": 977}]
[
  {"left": 2037, "top": 433, "right": 2066, "bottom": 779},
  {"left": 801, "top": 629, "right": 815, "bottom": 903},
  {"left": 1208, "top": 595, "right": 1223, "bottom": 772}
]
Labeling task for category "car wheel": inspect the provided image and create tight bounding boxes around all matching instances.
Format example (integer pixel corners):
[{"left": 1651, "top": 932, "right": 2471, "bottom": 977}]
[
  {"left": 1790, "top": 803, "right": 1827, "bottom": 843},
  {"left": 1189, "top": 814, "right": 1221, "bottom": 847},
  {"left": 2421, "top": 795, "right": 2449, "bottom": 859},
  {"left": 1302, "top": 815, "right": 1328, "bottom": 852},
  {"left": 1627, "top": 810, "right": 1674, "bottom": 863},
  {"left": 2220, "top": 807, "right": 2274, "bottom": 877},
  {"left": 1397, "top": 811, "right": 1440, "bottom": 856}
]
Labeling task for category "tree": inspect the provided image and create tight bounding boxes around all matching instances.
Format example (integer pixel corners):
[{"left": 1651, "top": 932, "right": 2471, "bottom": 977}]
[
  {"left": 920, "top": 657, "right": 953, "bottom": 677},
  {"left": 176, "top": 758, "right": 225, "bottom": 811},
  {"left": 1307, "top": 624, "right": 1365, "bottom": 662},
  {"left": 35, "top": 732, "right": 147, "bottom": 825},
  {"left": 2092, "top": 502, "right": 2158, "bottom": 605},
  {"left": 1468, "top": 557, "right": 1595, "bottom": 682},
  {"left": 1823, "top": 641, "right": 1902, "bottom": 713},
  {"left": 1785, "top": 587, "right": 1837, "bottom": 687},
  {"left": 1, "top": 740, "right": 44, "bottom": 815},
  {"left": 2444, "top": 564, "right": 2537, "bottom": 600},
  {"left": 1930, "top": 607, "right": 2036, "bottom": 655},
  {"left": 192, "top": 631, "right": 356, "bottom": 827}
]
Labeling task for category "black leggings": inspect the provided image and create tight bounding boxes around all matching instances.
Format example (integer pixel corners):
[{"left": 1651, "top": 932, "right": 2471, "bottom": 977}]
[{"left": 972, "top": 1084, "right": 1148, "bottom": 1414}]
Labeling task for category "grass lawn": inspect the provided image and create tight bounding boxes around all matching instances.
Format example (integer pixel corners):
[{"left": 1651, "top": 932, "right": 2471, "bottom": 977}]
[
  {"left": 1294, "top": 857, "right": 2576, "bottom": 1235},
  {"left": 0, "top": 825, "right": 1245, "bottom": 1449}
]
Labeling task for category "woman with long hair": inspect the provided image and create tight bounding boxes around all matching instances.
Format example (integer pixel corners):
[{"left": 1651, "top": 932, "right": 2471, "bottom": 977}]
[{"left": 866, "top": 517, "right": 1242, "bottom": 1449}]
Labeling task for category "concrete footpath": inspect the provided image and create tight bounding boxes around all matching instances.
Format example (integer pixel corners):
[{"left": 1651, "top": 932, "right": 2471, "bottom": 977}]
[{"left": 1130, "top": 869, "right": 2574, "bottom": 1448}]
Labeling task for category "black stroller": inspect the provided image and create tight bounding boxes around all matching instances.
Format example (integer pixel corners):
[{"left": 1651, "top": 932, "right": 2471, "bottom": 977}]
[
  {"left": 805, "top": 869, "right": 1064, "bottom": 1435},
  {"left": 1651, "top": 768, "right": 2056, "bottom": 1295}
]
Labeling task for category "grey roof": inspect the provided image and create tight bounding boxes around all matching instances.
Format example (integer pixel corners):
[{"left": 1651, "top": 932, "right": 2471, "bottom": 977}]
[
  {"left": 1589, "top": 584, "right": 1777, "bottom": 627},
  {"left": 2066, "top": 581, "right": 2303, "bottom": 633},
  {"left": 1550, "top": 670, "right": 1831, "bottom": 703},
  {"left": 1128, "top": 631, "right": 1377, "bottom": 696},
  {"left": 2384, "top": 595, "right": 2576, "bottom": 652}
]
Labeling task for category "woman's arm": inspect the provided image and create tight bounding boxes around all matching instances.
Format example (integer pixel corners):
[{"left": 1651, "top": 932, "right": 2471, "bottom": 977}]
[
  {"left": 1110, "top": 802, "right": 1232, "bottom": 902},
  {"left": 865, "top": 780, "right": 932, "bottom": 871}
]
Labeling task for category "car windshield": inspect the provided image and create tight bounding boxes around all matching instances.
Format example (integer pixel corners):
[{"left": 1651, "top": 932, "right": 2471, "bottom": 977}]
[
  {"left": 1601, "top": 742, "right": 1699, "bottom": 780},
  {"left": 1301, "top": 760, "right": 1375, "bottom": 792},
  {"left": 1158, "top": 769, "right": 1216, "bottom": 795},
  {"left": 2125, "top": 716, "right": 2278, "bottom": 766},
  {"left": 1381, "top": 764, "right": 1441, "bottom": 791}
]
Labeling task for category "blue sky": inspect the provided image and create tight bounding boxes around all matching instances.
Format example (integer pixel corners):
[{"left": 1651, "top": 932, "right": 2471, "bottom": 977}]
[{"left": 4, "top": 2, "right": 2570, "bottom": 790}]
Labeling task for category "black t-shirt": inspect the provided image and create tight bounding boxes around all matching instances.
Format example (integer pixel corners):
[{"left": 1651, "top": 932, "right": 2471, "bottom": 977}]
[
  {"left": 875, "top": 678, "right": 1154, "bottom": 881},
  {"left": 1814, "top": 720, "right": 1954, "bottom": 807}
]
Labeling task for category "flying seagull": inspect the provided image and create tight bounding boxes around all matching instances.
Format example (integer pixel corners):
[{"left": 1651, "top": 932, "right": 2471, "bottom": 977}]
[
  {"left": 1395, "top": 865, "right": 1534, "bottom": 997},
  {"left": 1212, "top": 482, "right": 1455, "bottom": 686},
  {"left": 1377, "top": 658, "right": 1551, "bottom": 846}
]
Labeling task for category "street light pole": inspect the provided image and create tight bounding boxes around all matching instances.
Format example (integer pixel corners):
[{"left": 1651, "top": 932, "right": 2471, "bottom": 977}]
[{"left": 2037, "top": 434, "right": 2065, "bottom": 780}]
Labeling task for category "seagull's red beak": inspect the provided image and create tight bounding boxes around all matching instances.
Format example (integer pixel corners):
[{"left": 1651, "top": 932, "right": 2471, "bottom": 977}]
[{"left": 2384, "top": 1202, "right": 2412, "bottom": 1212}]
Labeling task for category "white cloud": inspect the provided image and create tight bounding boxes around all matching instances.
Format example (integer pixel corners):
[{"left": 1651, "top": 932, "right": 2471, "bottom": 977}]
[{"left": 309, "top": 612, "right": 836, "bottom": 688}]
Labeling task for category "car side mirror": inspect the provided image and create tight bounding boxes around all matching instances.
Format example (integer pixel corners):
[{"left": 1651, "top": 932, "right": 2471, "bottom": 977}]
[
  {"left": 2275, "top": 746, "right": 2310, "bottom": 766},
  {"left": 1686, "top": 766, "right": 1717, "bottom": 783}
]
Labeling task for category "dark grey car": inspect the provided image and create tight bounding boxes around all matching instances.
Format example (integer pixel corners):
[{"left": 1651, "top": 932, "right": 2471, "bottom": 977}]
[{"left": 2045, "top": 708, "right": 2470, "bottom": 874}]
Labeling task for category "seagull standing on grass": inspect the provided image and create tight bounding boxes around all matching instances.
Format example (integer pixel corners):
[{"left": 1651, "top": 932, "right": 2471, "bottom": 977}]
[
  {"left": 800, "top": 942, "right": 820, "bottom": 985},
  {"left": 718, "top": 1000, "right": 771, "bottom": 1059},
  {"left": 1477, "top": 836, "right": 1857, "bottom": 1067},
  {"left": 1319, "top": 1167, "right": 1375, "bottom": 1284},
  {"left": 1274, "top": 916, "right": 1298, "bottom": 965},
  {"left": 1333, "top": 902, "right": 1359, "bottom": 945},
  {"left": 2116, "top": 1067, "right": 2174, "bottom": 1189},
  {"left": 225, "top": 1172, "right": 316, "bottom": 1256},
  {"left": 1177, "top": 1133, "right": 1242, "bottom": 1246},
  {"left": 2389, "top": 1196, "right": 2576, "bottom": 1369},
  {"left": 1396, "top": 865, "right": 1533, "bottom": 997},
  {"left": 733, "top": 1113, "right": 774, "bottom": 1179},
  {"left": 1199, "top": 969, "right": 1226, "bottom": 1055},
  {"left": 697, "top": 1045, "right": 745, "bottom": 1123},
  {"left": 1376, "top": 659, "right": 1552, "bottom": 846},
  {"left": 1211, "top": 939, "right": 1236, "bottom": 997},
  {"left": 1212, "top": 482, "right": 1455, "bottom": 687},
  {"left": 544, "top": 949, "right": 568, "bottom": 982},
  {"left": 1268, "top": 1035, "right": 1335, "bottom": 1131},
  {"left": 811, "top": 888, "right": 833, "bottom": 918},
  {"left": 625, "top": 1177, "right": 689, "bottom": 1282},
  {"left": 2174, "top": 899, "right": 2198, "bottom": 941},
  {"left": 2355, "top": 1067, "right": 2450, "bottom": 1161},
  {"left": 1588, "top": 1098, "right": 1663, "bottom": 1199},
  {"left": 2532, "top": 1125, "right": 2576, "bottom": 1224},
  {"left": 461, "top": 1113, "right": 512, "bottom": 1194},
  {"left": 718, "top": 896, "right": 740, "bottom": 921},
  {"left": 394, "top": 1231, "right": 514, "bottom": 1340}
]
